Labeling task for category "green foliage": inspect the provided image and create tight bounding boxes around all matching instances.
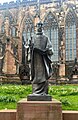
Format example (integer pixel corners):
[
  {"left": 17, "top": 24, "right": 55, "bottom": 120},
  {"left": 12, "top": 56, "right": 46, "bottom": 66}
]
[
  {"left": 0, "top": 84, "right": 32, "bottom": 109},
  {"left": 49, "top": 85, "right": 78, "bottom": 110},
  {"left": 0, "top": 85, "right": 32, "bottom": 95},
  {"left": 0, "top": 84, "right": 78, "bottom": 110},
  {"left": 60, "top": 98, "right": 71, "bottom": 106},
  {"left": 49, "top": 85, "right": 78, "bottom": 96},
  {"left": 0, "top": 96, "right": 16, "bottom": 102}
]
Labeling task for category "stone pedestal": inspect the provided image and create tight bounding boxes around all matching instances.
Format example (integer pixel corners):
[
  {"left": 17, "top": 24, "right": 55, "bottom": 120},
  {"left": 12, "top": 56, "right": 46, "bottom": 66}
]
[{"left": 16, "top": 99, "right": 62, "bottom": 120}]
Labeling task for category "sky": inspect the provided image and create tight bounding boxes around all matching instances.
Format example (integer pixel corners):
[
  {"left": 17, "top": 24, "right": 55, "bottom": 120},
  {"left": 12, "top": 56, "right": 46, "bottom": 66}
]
[{"left": 0, "top": 0, "right": 16, "bottom": 4}]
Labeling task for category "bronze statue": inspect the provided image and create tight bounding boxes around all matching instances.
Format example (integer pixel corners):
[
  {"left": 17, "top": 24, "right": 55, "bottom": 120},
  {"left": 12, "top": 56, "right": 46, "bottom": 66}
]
[{"left": 27, "top": 21, "right": 53, "bottom": 101}]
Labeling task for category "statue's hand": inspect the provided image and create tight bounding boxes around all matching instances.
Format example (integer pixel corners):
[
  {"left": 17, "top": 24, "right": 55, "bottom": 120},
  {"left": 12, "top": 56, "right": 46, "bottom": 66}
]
[
  {"left": 46, "top": 48, "right": 53, "bottom": 55},
  {"left": 45, "top": 49, "right": 49, "bottom": 54},
  {"left": 34, "top": 48, "right": 46, "bottom": 55},
  {"left": 29, "top": 43, "right": 34, "bottom": 50}
]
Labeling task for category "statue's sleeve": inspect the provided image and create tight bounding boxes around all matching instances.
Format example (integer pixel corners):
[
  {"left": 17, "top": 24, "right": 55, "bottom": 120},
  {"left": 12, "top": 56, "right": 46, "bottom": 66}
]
[{"left": 46, "top": 37, "right": 53, "bottom": 55}]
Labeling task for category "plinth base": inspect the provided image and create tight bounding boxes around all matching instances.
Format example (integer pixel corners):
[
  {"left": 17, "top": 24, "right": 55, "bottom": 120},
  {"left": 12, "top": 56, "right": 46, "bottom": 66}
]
[
  {"left": 27, "top": 94, "right": 52, "bottom": 101},
  {"left": 16, "top": 99, "right": 62, "bottom": 120}
]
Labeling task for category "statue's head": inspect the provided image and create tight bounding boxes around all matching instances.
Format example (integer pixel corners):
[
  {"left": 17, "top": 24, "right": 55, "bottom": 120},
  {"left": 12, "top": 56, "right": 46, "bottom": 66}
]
[
  {"left": 36, "top": 21, "right": 43, "bottom": 35},
  {"left": 6, "top": 37, "right": 10, "bottom": 42}
]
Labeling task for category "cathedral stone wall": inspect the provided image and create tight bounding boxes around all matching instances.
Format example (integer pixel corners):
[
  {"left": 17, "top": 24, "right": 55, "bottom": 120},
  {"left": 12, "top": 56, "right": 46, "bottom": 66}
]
[{"left": 0, "top": 0, "right": 78, "bottom": 81}]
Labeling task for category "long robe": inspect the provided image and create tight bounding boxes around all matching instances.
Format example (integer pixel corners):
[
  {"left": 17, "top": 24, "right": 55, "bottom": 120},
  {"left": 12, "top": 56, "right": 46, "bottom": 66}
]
[{"left": 31, "top": 33, "right": 53, "bottom": 94}]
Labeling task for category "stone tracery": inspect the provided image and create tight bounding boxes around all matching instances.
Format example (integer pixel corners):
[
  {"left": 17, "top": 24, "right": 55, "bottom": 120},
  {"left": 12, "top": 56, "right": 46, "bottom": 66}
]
[{"left": 0, "top": 0, "right": 78, "bottom": 80}]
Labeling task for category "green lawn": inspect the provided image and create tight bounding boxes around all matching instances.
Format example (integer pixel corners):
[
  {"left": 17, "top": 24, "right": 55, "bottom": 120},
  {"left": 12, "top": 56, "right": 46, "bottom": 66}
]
[
  {"left": 0, "top": 85, "right": 32, "bottom": 109},
  {"left": 0, "top": 84, "right": 78, "bottom": 110},
  {"left": 49, "top": 85, "right": 78, "bottom": 110}
]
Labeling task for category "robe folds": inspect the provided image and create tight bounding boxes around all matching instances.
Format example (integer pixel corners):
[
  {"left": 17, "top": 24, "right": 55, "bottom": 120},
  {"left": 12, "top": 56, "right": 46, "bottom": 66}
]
[{"left": 31, "top": 34, "right": 53, "bottom": 84}]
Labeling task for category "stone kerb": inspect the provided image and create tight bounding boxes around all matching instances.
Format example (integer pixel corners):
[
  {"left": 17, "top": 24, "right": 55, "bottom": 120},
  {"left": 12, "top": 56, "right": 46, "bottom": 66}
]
[
  {"left": 0, "top": 107, "right": 78, "bottom": 120},
  {"left": 0, "top": 110, "right": 16, "bottom": 120},
  {"left": 62, "top": 111, "right": 78, "bottom": 120}
]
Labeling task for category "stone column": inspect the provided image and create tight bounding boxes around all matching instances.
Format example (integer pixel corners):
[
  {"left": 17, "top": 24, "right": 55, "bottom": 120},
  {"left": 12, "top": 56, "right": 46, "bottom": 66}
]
[
  {"left": 59, "top": 26, "right": 65, "bottom": 77},
  {"left": 17, "top": 8, "right": 23, "bottom": 64},
  {"left": 0, "top": 16, "right": 3, "bottom": 33},
  {"left": 5, "top": 17, "right": 9, "bottom": 36},
  {"left": 76, "top": 24, "right": 78, "bottom": 59},
  {"left": 18, "top": 31, "right": 22, "bottom": 64}
]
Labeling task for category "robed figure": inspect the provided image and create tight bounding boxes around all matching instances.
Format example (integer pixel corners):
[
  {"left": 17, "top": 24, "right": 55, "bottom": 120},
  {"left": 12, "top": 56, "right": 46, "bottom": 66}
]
[{"left": 28, "top": 22, "right": 53, "bottom": 100}]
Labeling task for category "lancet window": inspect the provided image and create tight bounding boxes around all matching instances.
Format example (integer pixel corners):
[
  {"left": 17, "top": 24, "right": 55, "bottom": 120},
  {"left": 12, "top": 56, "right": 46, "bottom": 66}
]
[
  {"left": 1, "top": 24, "right": 5, "bottom": 33},
  {"left": 11, "top": 27, "right": 17, "bottom": 37},
  {"left": 22, "top": 17, "right": 34, "bottom": 64},
  {"left": 65, "top": 10, "right": 76, "bottom": 61},
  {"left": 22, "top": 17, "right": 34, "bottom": 46},
  {"left": 43, "top": 12, "right": 58, "bottom": 62}
]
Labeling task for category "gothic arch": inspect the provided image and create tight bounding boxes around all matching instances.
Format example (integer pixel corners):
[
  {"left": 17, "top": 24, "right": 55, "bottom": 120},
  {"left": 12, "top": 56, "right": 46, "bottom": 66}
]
[
  {"left": 65, "top": 8, "right": 77, "bottom": 61},
  {"left": 2, "top": 10, "right": 15, "bottom": 36},
  {"left": 9, "top": 9, "right": 18, "bottom": 21},
  {"left": 65, "top": 8, "right": 77, "bottom": 26},
  {"left": 20, "top": 14, "right": 34, "bottom": 64},
  {"left": 43, "top": 11, "right": 59, "bottom": 62},
  {"left": 3, "top": 10, "right": 14, "bottom": 23},
  {"left": 20, "top": 13, "right": 34, "bottom": 33},
  {"left": 21, "top": 14, "right": 34, "bottom": 42},
  {"left": 43, "top": 11, "right": 58, "bottom": 29}
]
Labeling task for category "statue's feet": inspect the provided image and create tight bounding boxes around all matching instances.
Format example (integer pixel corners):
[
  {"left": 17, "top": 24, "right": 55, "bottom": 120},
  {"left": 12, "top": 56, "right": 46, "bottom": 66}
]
[
  {"left": 27, "top": 93, "right": 52, "bottom": 101},
  {"left": 29, "top": 93, "right": 47, "bottom": 96}
]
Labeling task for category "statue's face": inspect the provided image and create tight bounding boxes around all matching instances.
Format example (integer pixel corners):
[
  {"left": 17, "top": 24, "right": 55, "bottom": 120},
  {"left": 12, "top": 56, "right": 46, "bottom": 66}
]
[
  {"left": 36, "top": 22, "right": 43, "bottom": 33},
  {"left": 37, "top": 26, "right": 42, "bottom": 32}
]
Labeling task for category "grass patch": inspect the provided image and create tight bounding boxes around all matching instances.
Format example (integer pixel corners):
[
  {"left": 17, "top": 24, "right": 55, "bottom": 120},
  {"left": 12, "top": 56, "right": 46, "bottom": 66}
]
[
  {"left": 49, "top": 85, "right": 78, "bottom": 110},
  {"left": 0, "top": 84, "right": 78, "bottom": 110},
  {"left": 0, "top": 84, "right": 32, "bottom": 109}
]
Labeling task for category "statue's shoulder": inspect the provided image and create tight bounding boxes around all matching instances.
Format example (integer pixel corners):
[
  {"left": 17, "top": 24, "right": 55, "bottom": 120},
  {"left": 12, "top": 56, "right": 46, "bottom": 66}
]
[
  {"left": 32, "top": 34, "right": 48, "bottom": 41},
  {"left": 32, "top": 34, "right": 36, "bottom": 38},
  {"left": 32, "top": 34, "right": 36, "bottom": 41},
  {"left": 42, "top": 33, "right": 48, "bottom": 38},
  {"left": 42, "top": 34, "right": 48, "bottom": 40}
]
